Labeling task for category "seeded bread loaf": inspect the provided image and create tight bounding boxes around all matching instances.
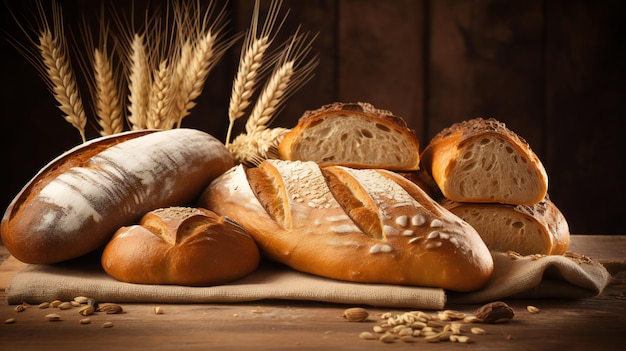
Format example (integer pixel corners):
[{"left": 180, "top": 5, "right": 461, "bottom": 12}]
[
  {"left": 1, "top": 129, "right": 234, "bottom": 264},
  {"left": 199, "top": 159, "right": 494, "bottom": 292},
  {"left": 101, "top": 207, "right": 260, "bottom": 286},
  {"left": 442, "top": 197, "right": 570, "bottom": 256},
  {"left": 277, "top": 102, "right": 421, "bottom": 171},
  {"left": 420, "top": 118, "right": 548, "bottom": 205}
]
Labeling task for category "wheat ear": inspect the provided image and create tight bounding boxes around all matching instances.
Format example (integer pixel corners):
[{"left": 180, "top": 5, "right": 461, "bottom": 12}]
[
  {"left": 170, "top": 1, "right": 233, "bottom": 128},
  {"left": 146, "top": 59, "right": 170, "bottom": 129},
  {"left": 37, "top": 25, "right": 87, "bottom": 143},
  {"left": 245, "top": 29, "right": 318, "bottom": 135},
  {"left": 173, "top": 32, "right": 216, "bottom": 127},
  {"left": 93, "top": 48, "right": 124, "bottom": 135},
  {"left": 127, "top": 33, "right": 151, "bottom": 130},
  {"left": 226, "top": 0, "right": 286, "bottom": 146},
  {"left": 245, "top": 61, "right": 294, "bottom": 135}
]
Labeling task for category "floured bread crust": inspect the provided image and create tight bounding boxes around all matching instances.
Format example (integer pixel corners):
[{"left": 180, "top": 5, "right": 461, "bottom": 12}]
[
  {"left": 1, "top": 129, "right": 234, "bottom": 264},
  {"left": 200, "top": 160, "right": 494, "bottom": 292}
]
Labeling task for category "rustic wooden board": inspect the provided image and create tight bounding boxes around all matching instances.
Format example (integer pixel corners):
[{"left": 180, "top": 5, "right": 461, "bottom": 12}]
[{"left": 1, "top": 237, "right": 625, "bottom": 350}]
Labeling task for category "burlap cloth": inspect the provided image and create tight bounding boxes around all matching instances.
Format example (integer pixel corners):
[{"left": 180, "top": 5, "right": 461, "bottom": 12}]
[{"left": 6, "top": 251, "right": 611, "bottom": 309}]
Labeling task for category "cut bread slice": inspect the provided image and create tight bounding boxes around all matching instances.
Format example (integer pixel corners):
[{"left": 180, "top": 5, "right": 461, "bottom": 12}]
[
  {"left": 278, "top": 102, "right": 421, "bottom": 170},
  {"left": 420, "top": 118, "right": 548, "bottom": 205},
  {"left": 443, "top": 197, "right": 570, "bottom": 255}
]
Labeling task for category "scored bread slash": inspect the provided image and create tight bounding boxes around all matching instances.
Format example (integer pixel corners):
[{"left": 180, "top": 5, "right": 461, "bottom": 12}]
[{"left": 201, "top": 159, "right": 494, "bottom": 292}]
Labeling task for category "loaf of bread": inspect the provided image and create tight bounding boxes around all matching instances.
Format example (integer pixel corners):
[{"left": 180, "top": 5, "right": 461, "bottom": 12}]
[
  {"left": 442, "top": 197, "right": 570, "bottom": 256},
  {"left": 1, "top": 129, "right": 234, "bottom": 264},
  {"left": 278, "top": 102, "right": 421, "bottom": 171},
  {"left": 101, "top": 207, "right": 260, "bottom": 286},
  {"left": 420, "top": 118, "right": 548, "bottom": 205},
  {"left": 199, "top": 159, "right": 494, "bottom": 292}
]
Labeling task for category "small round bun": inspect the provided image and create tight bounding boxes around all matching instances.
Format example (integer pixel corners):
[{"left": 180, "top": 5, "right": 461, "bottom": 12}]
[{"left": 101, "top": 207, "right": 260, "bottom": 286}]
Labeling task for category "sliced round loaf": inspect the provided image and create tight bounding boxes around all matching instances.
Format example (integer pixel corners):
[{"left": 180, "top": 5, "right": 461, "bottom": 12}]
[
  {"left": 420, "top": 118, "right": 548, "bottom": 205},
  {"left": 443, "top": 197, "right": 570, "bottom": 255},
  {"left": 102, "top": 207, "right": 260, "bottom": 286},
  {"left": 278, "top": 102, "right": 421, "bottom": 171}
]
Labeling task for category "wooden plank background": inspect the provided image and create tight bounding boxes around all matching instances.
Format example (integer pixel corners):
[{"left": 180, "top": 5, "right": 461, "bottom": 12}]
[{"left": 1, "top": 0, "right": 624, "bottom": 236}]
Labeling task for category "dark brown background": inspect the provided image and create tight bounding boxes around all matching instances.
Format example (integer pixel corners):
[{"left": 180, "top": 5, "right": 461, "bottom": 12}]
[{"left": 1, "top": 0, "right": 624, "bottom": 236}]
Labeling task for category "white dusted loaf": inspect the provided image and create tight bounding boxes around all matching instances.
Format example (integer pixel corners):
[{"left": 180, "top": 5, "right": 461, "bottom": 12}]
[
  {"left": 1, "top": 129, "right": 234, "bottom": 264},
  {"left": 199, "top": 159, "right": 494, "bottom": 292}
]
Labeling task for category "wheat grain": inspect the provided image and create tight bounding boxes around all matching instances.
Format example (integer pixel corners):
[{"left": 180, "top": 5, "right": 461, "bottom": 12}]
[
  {"left": 37, "top": 27, "right": 87, "bottom": 143},
  {"left": 127, "top": 33, "right": 151, "bottom": 130},
  {"left": 93, "top": 48, "right": 123, "bottom": 135}
]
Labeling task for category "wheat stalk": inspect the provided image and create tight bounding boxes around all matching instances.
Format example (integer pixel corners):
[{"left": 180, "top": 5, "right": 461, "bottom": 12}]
[
  {"left": 168, "top": 1, "right": 233, "bottom": 128},
  {"left": 226, "top": 0, "right": 286, "bottom": 146},
  {"left": 245, "top": 61, "right": 294, "bottom": 135},
  {"left": 37, "top": 26, "right": 87, "bottom": 143},
  {"left": 93, "top": 48, "right": 124, "bottom": 135},
  {"left": 127, "top": 33, "right": 151, "bottom": 130},
  {"left": 73, "top": 3, "right": 124, "bottom": 137},
  {"left": 227, "top": 36, "right": 270, "bottom": 142},
  {"left": 245, "top": 29, "right": 318, "bottom": 135},
  {"left": 146, "top": 59, "right": 170, "bottom": 129},
  {"left": 173, "top": 32, "right": 216, "bottom": 127}
]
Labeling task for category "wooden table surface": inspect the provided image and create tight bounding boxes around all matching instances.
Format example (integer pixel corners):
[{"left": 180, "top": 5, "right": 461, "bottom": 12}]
[{"left": 1, "top": 235, "right": 625, "bottom": 351}]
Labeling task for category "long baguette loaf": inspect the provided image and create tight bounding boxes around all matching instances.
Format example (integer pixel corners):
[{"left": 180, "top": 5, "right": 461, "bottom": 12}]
[
  {"left": 442, "top": 197, "right": 570, "bottom": 256},
  {"left": 420, "top": 118, "right": 548, "bottom": 205},
  {"left": 1, "top": 129, "right": 234, "bottom": 264},
  {"left": 199, "top": 159, "right": 494, "bottom": 292},
  {"left": 278, "top": 102, "right": 421, "bottom": 170}
]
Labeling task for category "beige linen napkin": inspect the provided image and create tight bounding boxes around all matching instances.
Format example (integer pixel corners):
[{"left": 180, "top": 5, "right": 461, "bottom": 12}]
[
  {"left": 7, "top": 251, "right": 611, "bottom": 308},
  {"left": 448, "top": 251, "right": 612, "bottom": 303},
  {"left": 6, "top": 260, "right": 446, "bottom": 309}
]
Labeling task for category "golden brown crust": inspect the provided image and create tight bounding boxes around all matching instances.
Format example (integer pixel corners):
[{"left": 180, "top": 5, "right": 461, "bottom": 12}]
[
  {"left": 297, "top": 102, "right": 408, "bottom": 129},
  {"left": 1, "top": 129, "right": 234, "bottom": 264},
  {"left": 420, "top": 117, "right": 548, "bottom": 205},
  {"left": 200, "top": 160, "right": 494, "bottom": 292},
  {"left": 443, "top": 196, "right": 570, "bottom": 255},
  {"left": 101, "top": 207, "right": 260, "bottom": 286},
  {"left": 278, "top": 102, "right": 420, "bottom": 170}
]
